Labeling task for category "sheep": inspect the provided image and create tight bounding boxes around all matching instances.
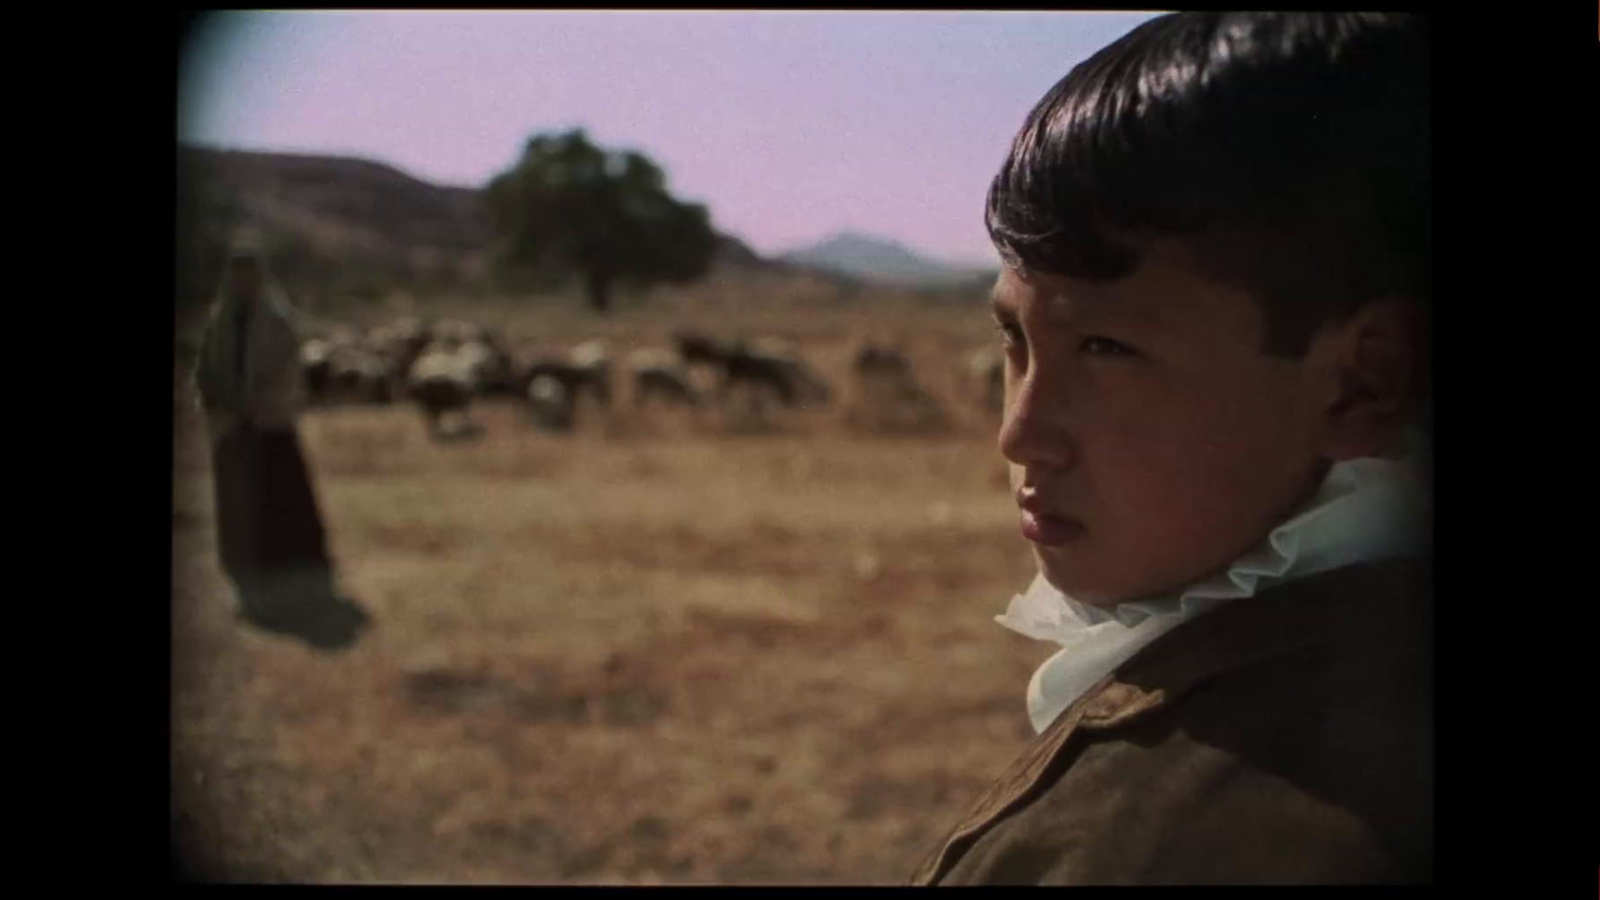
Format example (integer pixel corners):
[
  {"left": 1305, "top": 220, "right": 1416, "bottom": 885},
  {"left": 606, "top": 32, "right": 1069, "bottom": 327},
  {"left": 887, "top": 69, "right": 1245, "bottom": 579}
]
[
  {"left": 670, "top": 331, "right": 832, "bottom": 411},
  {"left": 845, "top": 340, "right": 946, "bottom": 432},
  {"left": 854, "top": 341, "right": 912, "bottom": 381},
  {"left": 326, "top": 323, "right": 361, "bottom": 347},
  {"left": 966, "top": 345, "right": 1006, "bottom": 415},
  {"left": 520, "top": 339, "right": 613, "bottom": 409},
  {"left": 300, "top": 338, "right": 336, "bottom": 403},
  {"left": 368, "top": 318, "right": 434, "bottom": 392},
  {"left": 720, "top": 340, "right": 833, "bottom": 409},
  {"left": 526, "top": 373, "right": 576, "bottom": 433},
  {"left": 368, "top": 317, "right": 429, "bottom": 353},
  {"left": 879, "top": 377, "right": 948, "bottom": 432},
  {"left": 328, "top": 345, "right": 393, "bottom": 405},
  {"left": 422, "top": 321, "right": 515, "bottom": 387},
  {"left": 455, "top": 338, "right": 517, "bottom": 397},
  {"left": 674, "top": 330, "right": 736, "bottom": 370},
  {"left": 674, "top": 334, "right": 830, "bottom": 409},
  {"left": 746, "top": 335, "right": 800, "bottom": 358},
  {"left": 406, "top": 346, "right": 476, "bottom": 439},
  {"left": 569, "top": 338, "right": 608, "bottom": 370},
  {"left": 429, "top": 318, "right": 489, "bottom": 347},
  {"left": 627, "top": 348, "right": 701, "bottom": 408},
  {"left": 852, "top": 340, "right": 916, "bottom": 407}
]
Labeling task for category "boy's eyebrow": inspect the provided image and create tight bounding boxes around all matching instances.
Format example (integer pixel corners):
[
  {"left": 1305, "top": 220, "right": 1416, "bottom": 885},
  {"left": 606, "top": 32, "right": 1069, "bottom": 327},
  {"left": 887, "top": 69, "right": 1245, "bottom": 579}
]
[
  {"left": 1043, "top": 285, "right": 1165, "bottom": 333},
  {"left": 989, "top": 276, "right": 1152, "bottom": 331}
]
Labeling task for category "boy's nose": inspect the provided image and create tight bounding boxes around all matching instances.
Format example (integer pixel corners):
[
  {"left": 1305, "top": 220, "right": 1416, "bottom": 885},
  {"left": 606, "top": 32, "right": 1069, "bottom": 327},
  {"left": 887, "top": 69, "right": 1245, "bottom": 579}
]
[{"left": 998, "top": 368, "right": 1077, "bottom": 470}]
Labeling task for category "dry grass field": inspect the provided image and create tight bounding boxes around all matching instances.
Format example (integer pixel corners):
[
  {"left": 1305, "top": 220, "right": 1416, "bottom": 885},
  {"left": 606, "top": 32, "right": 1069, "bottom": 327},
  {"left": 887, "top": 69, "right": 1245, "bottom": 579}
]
[{"left": 170, "top": 281, "right": 1053, "bottom": 884}]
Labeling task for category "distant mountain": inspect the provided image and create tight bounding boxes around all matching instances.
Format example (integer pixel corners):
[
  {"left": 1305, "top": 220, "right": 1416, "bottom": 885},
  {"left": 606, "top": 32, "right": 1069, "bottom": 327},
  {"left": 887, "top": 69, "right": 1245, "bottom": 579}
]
[
  {"left": 175, "top": 143, "right": 778, "bottom": 306},
  {"left": 779, "top": 232, "right": 996, "bottom": 289}
]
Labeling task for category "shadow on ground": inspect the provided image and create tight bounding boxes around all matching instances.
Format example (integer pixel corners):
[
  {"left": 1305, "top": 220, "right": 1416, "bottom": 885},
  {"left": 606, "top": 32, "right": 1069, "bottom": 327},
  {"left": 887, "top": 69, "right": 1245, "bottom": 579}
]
[{"left": 235, "top": 574, "right": 373, "bottom": 651}]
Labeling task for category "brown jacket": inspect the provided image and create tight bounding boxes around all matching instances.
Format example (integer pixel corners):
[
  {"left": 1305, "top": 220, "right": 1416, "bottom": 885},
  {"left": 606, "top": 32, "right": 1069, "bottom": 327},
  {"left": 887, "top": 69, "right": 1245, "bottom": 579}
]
[{"left": 910, "top": 556, "right": 1432, "bottom": 885}]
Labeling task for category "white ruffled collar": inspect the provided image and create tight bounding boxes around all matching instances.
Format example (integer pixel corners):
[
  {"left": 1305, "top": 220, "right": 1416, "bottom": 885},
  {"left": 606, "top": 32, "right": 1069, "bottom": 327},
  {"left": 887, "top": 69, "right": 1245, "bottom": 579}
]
[{"left": 995, "top": 442, "right": 1431, "bottom": 734}]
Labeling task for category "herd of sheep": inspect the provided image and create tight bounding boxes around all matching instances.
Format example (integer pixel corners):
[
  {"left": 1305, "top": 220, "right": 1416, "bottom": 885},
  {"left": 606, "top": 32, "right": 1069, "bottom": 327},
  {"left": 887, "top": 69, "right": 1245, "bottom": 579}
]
[{"left": 298, "top": 316, "right": 1006, "bottom": 440}]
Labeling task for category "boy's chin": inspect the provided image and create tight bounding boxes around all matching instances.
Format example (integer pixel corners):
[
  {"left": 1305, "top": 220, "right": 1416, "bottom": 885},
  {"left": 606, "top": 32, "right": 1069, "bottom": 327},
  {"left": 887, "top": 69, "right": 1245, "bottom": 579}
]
[
  {"left": 1034, "top": 555, "right": 1124, "bottom": 608},
  {"left": 1034, "top": 552, "right": 1178, "bottom": 608}
]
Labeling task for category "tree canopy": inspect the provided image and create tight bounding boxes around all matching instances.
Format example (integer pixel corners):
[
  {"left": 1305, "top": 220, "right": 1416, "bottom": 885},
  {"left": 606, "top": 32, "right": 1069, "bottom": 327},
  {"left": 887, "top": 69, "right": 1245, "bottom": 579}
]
[{"left": 484, "top": 130, "right": 717, "bottom": 313}]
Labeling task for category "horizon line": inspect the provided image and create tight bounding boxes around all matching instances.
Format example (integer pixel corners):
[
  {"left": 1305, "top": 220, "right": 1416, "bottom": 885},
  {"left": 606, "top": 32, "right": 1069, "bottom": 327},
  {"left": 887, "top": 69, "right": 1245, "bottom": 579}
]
[{"left": 179, "top": 139, "right": 1002, "bottom": 270}]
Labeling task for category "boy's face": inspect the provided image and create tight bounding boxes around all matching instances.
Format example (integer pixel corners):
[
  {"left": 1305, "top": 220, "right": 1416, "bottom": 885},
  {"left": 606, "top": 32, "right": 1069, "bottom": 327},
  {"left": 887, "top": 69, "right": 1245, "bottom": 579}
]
[{"left": 992, "top": 240, "right": 1334, "bottom": 606}]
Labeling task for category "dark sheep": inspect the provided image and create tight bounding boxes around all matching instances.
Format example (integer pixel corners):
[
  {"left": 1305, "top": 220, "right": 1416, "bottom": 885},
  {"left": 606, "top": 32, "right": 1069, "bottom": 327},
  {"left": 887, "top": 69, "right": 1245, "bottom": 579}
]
[
  {"left": 721, "top": 343, "right": 833, "bottom": 408},
  {"left": 674, "top": 331, "right": 737, "bottom": 370},
  {"left": 853, "top": 342, "right": 912, "bottom": 380}
]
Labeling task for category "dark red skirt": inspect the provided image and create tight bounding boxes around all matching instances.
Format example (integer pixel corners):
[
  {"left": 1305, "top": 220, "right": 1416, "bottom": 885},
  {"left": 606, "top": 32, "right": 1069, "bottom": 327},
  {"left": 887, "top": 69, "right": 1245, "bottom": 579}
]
[
  {"left": 211, "top": 422, "right": 331, "bottom": 583},
  {"left": 209, "top": 422, "right": 370, "bottom": 649}
]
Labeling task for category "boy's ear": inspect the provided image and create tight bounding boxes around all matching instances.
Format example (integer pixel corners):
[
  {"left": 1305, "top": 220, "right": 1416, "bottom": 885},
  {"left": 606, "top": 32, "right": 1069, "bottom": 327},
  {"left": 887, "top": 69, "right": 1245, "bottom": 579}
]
[{"left": 1313, "top": 296, "right": 1420, "bottom": 461}]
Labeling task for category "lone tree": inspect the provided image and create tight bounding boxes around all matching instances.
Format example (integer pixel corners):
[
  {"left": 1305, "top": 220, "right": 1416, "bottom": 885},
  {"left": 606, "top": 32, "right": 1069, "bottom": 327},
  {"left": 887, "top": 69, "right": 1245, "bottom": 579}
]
[{"left": 485, "top": 130, "right": 717, "bottom": 313}]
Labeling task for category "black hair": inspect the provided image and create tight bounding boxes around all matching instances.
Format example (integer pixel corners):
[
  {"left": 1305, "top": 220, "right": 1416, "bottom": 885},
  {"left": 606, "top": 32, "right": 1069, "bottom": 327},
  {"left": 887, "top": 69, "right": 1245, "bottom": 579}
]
[{"left": 987, "top": 13, "right": 1430, "bottom": 357}]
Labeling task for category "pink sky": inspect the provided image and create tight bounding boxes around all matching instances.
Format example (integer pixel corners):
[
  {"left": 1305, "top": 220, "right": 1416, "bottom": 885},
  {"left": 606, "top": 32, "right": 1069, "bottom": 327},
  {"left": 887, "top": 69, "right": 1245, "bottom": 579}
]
[{"left": 178, "top": 11, "right": 1160, "bottom": 268}]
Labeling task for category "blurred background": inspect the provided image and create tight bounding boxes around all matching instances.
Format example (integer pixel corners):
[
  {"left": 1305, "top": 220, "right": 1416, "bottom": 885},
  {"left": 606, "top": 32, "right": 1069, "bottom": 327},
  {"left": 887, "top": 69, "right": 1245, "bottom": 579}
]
[{"left": 171, "top": 10, "right": 1159, "bottom": 884}]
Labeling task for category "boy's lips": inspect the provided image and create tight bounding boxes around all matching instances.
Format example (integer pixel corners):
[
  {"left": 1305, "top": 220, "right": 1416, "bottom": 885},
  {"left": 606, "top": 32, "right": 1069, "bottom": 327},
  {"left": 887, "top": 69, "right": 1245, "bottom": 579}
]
[
  {"left": 1015, "top": 489, "right": 1087, "bottom": 546},
  {"left": 1020, "top": 510, "right": 1087, "bottom": 546}
]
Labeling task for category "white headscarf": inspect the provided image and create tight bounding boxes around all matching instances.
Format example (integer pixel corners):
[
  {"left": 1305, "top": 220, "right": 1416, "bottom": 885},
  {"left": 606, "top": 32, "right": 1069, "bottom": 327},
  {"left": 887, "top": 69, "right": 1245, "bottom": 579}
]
[{"left": 995, "top": 435, "right": 1432, "bottom": 734}]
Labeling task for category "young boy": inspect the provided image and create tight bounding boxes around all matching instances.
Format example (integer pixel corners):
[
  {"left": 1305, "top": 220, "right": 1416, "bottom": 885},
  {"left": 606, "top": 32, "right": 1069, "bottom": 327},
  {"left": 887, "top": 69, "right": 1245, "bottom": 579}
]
[{"left": 909, "top": 13, "right": 1431, "bottom": 884}]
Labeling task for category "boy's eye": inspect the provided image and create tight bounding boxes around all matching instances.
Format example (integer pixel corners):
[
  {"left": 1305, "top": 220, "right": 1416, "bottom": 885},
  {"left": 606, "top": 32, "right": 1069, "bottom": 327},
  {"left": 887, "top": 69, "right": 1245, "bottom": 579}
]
[
  {"left": 994, "top": 319, "right": 1024, "bottom": 347},
  {"left": 1080, "top": 336, "right": 1137, "bottom": 357}
]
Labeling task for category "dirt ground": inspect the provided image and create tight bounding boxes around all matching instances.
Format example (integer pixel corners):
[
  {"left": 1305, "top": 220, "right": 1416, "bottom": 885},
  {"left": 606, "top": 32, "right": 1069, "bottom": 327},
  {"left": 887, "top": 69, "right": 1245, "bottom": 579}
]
[{"left": 170, "top": 294, "right": 1053, "bottom": 884}]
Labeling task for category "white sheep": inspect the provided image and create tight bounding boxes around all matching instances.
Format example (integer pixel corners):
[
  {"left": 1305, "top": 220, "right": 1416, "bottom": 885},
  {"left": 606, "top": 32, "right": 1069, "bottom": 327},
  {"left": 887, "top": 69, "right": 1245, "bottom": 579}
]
[
  {"left": 407, "top": 347, "right": 476, "bottom": 439},
  {"left": 521, "top": 339, "right": 614, "bottom": 409},
  {"left": 300, "top": 338, "right": 336, "bottom": 403},
  {"left": 526, "top": 373, "right": 576, "bottom": 432},
  {"left": 456, "top": 338, "right": 516, "bottom": 396}
]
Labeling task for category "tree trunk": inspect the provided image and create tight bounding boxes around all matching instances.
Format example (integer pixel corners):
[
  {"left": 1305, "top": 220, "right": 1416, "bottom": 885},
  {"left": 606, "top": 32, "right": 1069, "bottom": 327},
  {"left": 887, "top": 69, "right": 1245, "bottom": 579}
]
[{"left": 586, "top": 269, "right": 614, "bottom": 315}]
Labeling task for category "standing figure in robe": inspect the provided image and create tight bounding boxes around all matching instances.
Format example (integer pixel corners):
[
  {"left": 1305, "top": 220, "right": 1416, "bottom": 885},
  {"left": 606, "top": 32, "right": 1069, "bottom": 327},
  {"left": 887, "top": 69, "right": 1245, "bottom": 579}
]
[{"left": 193, "top": 234, "right": 369, "bottom": 649}]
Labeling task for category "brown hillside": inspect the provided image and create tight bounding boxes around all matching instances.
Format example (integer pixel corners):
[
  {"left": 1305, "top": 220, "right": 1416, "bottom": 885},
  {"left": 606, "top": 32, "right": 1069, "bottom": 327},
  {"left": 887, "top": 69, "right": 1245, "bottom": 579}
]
[
  {"left": 176, "top": 144, "right": 786, "bottom": 310},
  {"left": 182, "top": 146, "right": 493, "bottom": 252}
]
